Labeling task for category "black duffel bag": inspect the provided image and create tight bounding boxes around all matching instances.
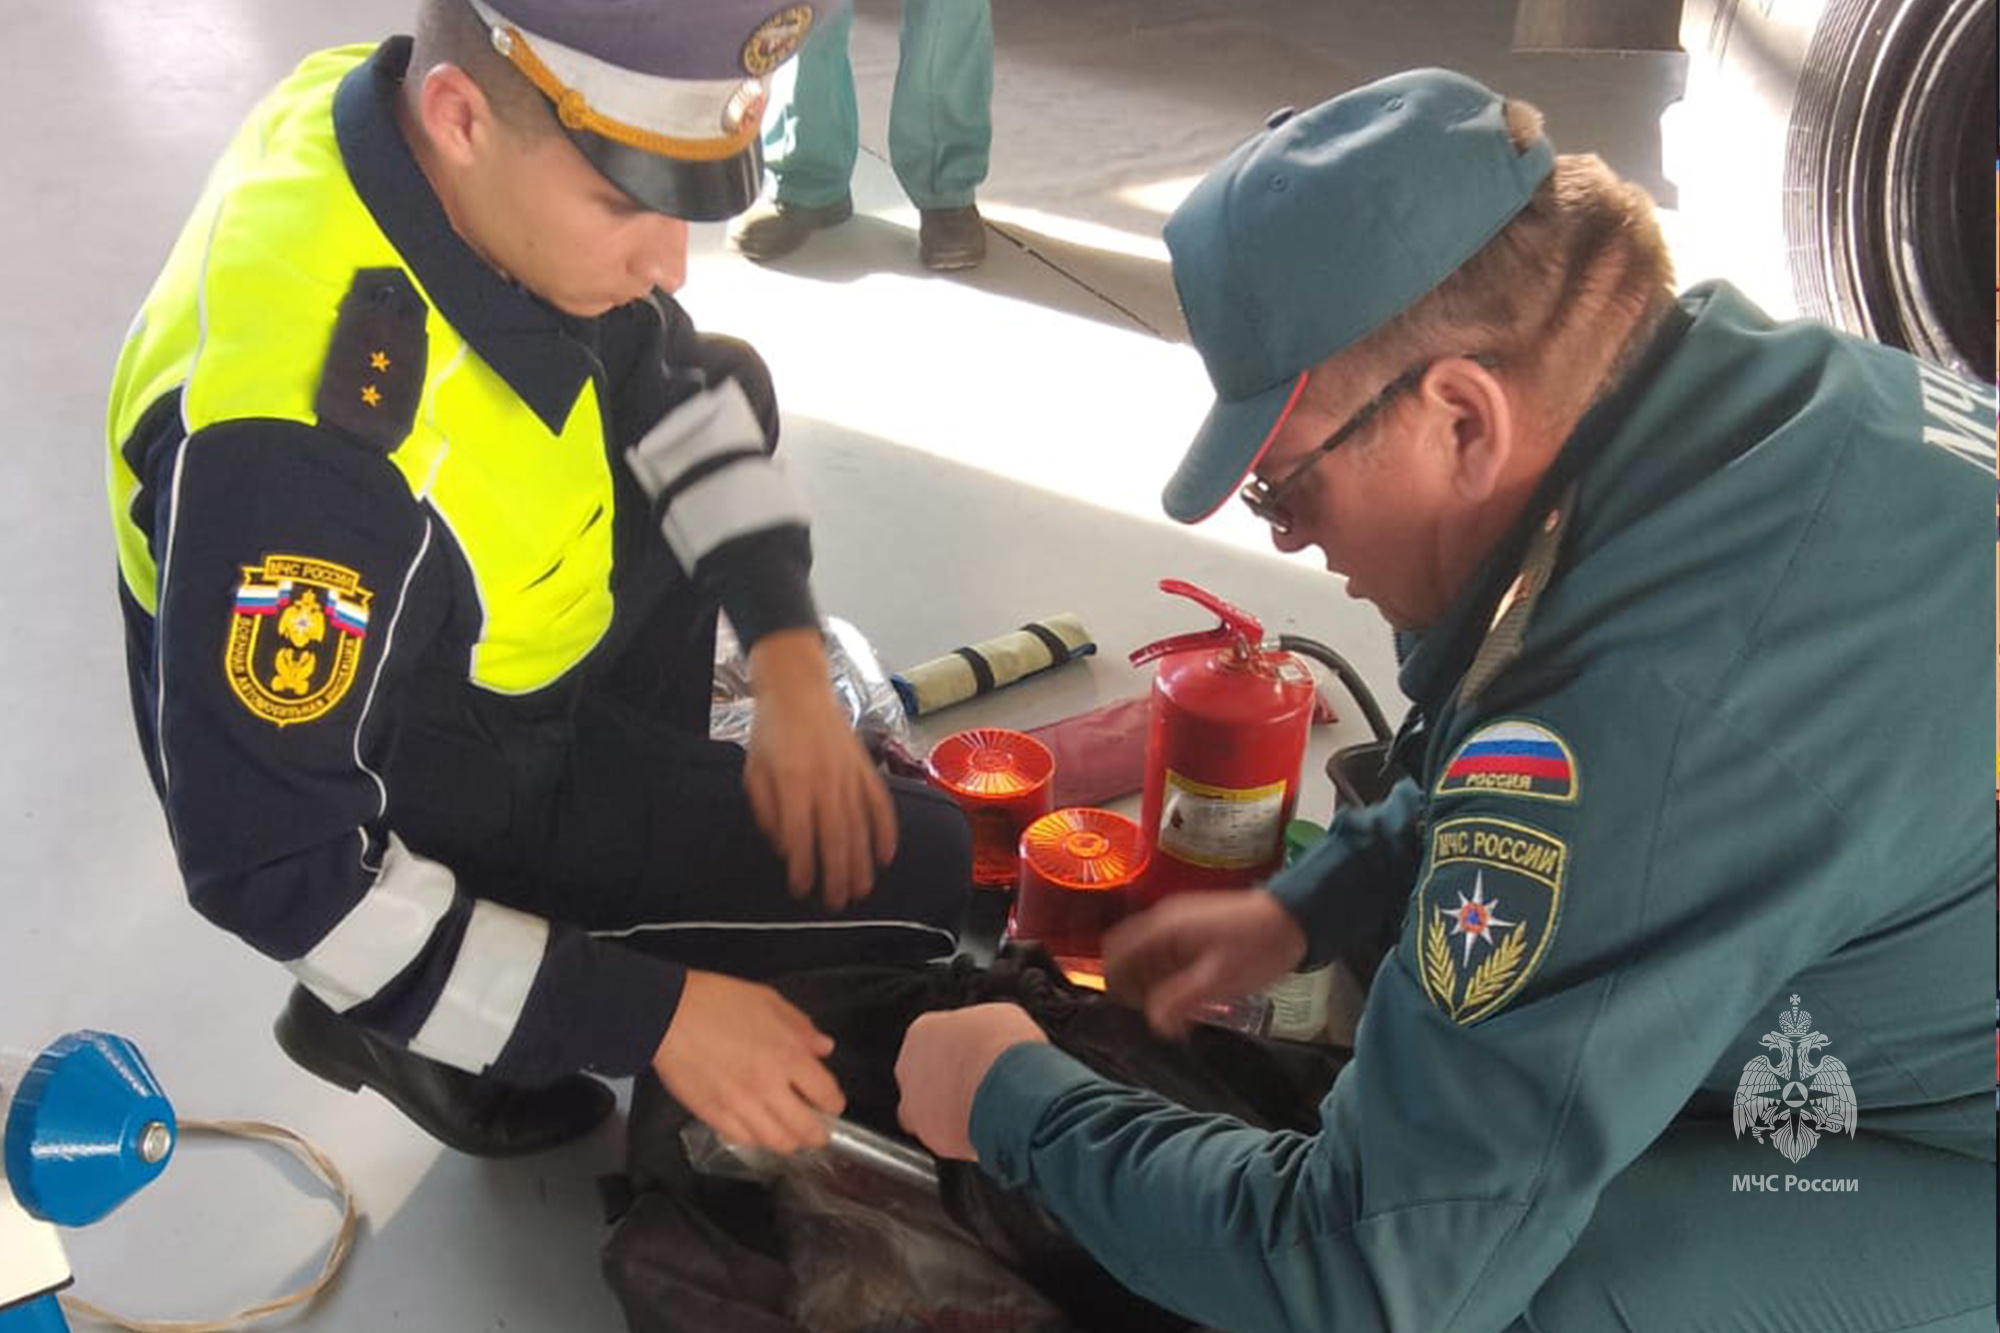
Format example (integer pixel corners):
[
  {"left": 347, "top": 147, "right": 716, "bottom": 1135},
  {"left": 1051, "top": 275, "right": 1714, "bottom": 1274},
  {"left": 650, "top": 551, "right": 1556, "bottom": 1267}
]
[{"left": 601, "top": 947, "right": 1346, "bottom": 1333}]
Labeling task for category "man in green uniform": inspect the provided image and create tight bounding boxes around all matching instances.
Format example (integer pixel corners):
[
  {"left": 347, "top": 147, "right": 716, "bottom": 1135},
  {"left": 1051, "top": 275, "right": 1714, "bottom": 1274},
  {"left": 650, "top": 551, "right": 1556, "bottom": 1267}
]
[
  {"left": 731, "top": 0, "right": 994, "bottom": 270},
  {"left": 897, "top": 69, "right": 1996, "bottom": 1330},
  {"left": 107, "top": 0, "right": 972, "bottom": 1162}
]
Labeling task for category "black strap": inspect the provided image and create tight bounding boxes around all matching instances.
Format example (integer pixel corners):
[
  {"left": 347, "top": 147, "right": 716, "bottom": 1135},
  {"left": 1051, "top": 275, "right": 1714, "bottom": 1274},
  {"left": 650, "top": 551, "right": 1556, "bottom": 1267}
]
[
  {"left": 953, "top": 646, "right": 997, "bottom": 695},
  {"left": 1017, "top": 620, "right": 1072, "bottom": 666}
]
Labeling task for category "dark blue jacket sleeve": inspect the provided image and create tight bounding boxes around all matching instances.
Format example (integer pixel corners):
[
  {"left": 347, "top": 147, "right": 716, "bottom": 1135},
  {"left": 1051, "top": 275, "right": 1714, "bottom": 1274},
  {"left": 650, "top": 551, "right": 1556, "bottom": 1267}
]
[
  {"left": 145, "top": 419, "right": 681, "bottom": 1083},
  {"left": 605, "top": 296, "right": 819, "bottom": 650}
]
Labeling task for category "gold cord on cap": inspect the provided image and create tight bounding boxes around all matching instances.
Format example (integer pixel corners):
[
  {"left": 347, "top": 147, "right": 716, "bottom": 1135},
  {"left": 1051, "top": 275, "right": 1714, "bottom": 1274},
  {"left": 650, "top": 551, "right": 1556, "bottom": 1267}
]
[{"left": 494, "top": 24, "right": 764, "bottom": 162}]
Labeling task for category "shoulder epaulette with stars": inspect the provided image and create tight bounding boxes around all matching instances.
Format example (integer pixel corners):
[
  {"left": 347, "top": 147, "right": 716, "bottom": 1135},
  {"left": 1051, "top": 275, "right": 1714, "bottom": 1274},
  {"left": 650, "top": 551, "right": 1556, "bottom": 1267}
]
[{"left": 314, "top": 267, "right": 429, "bottom": 453}]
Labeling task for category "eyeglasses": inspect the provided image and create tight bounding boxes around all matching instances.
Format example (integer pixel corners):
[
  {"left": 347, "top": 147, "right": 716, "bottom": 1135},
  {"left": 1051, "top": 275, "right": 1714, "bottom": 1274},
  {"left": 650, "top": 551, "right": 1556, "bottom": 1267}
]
[{"left": 1239, "top": 355, "right": 1492, "bottom": 534}]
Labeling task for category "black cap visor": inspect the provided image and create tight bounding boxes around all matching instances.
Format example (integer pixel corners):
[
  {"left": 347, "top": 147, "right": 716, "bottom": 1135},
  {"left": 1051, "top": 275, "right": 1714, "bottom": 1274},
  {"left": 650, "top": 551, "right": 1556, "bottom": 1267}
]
[{"left": 568, "top": 128, "right": 764, "bottom": 222}]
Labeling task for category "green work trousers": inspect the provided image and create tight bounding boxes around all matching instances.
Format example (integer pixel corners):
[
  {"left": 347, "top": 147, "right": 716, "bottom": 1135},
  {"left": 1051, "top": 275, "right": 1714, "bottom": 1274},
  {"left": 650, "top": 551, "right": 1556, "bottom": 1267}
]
[{"left": 764, "top": 0, "right": 993, "bottom": 211}]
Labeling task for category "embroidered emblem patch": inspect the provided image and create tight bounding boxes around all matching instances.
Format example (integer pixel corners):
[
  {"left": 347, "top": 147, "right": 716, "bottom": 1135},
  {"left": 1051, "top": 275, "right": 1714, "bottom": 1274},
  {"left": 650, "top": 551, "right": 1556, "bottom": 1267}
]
[
  {"left": 1436, "top": 719, "right": 1578, "bottom": 803},
  {"left": 225, "top": 555, "right": 372, "bottom": 727},
  {"left": 1416, "top": 816, "right": 1566, "bottom": 1024},
  {"left": 742, "top": 5, "right": 815, "bottom": 75}
]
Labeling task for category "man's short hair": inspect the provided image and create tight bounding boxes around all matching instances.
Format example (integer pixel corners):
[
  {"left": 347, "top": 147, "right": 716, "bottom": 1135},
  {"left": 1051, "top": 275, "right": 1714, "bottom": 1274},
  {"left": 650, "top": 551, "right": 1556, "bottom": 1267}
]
[{"left": 410, "top": 0, "right": 556, "bottom": 136}]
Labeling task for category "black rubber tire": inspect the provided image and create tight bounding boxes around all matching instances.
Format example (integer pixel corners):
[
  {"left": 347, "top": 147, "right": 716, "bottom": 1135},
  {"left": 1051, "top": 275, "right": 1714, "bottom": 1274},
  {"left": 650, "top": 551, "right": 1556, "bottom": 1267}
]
[{"left": 1677, "top": 0, "right": 1995, "bottom": 376}]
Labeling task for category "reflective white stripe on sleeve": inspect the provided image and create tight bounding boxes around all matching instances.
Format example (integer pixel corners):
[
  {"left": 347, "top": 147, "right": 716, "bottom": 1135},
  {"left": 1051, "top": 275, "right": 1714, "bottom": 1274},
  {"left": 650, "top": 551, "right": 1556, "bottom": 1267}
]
[
  {"left": 288, "top": 832, "right": 455, "bottom": 1013},
  {"left": 657, "top": 459, "right": 810, "bottom": 572},
  {"left": 624, "top": 379, "right": 766, "bottom": 499},
  {"left": 407, "top": 900, "right": 551, "bottom": 1074}
]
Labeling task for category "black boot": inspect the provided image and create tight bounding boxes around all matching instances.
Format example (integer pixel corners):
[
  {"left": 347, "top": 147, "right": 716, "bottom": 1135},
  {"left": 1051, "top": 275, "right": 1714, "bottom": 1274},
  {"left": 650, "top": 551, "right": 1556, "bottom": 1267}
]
[
  {"left": 731, "top": 194, "right": 855, "bottom": 262},
  {"left": 918, "top": 204, "right": 987, "bottom": 270},
  {"left": 274, "top": 985, "right": 615, "bottom": 1157}
]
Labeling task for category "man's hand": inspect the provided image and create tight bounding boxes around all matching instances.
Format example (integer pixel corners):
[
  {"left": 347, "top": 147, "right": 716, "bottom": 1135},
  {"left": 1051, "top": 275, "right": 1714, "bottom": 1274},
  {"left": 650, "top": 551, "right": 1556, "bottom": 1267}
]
[
  {"left": 1102, "top": 890, "right": 1309, "bottom": 1039},
  {"left": 743, "top": 627, "right": 898, "bottom": 910},
  {"left": 894, "top": 1004, "right": 1048, "bottom": 1161},
  {"left": 653, "top": 970, "right": 846, "bottom": 1154}
]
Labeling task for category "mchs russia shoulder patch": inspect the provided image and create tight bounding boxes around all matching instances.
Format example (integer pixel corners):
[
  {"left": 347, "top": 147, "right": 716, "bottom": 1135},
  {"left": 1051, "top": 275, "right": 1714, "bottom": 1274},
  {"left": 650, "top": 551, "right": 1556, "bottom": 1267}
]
[
  {"left": 1416, "top": 816, "right": 1567, "bottom": 1025},
  {"left": 225, "top": 554, "right": 372, "bottom": 727}
]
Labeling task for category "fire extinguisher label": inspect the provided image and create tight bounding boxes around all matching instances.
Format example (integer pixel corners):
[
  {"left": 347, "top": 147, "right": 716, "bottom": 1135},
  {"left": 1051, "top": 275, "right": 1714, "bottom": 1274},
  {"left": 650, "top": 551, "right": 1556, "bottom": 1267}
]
[{"left": 1156, "top": 770, "right": 1288, "bottom": 870}]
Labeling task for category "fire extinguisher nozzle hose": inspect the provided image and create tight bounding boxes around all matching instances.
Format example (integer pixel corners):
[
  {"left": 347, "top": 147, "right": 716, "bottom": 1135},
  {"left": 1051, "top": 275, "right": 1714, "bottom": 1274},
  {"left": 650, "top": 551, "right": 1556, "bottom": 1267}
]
[{"left": 1277, "top": 635, "right": 1394, "bottom": 745}]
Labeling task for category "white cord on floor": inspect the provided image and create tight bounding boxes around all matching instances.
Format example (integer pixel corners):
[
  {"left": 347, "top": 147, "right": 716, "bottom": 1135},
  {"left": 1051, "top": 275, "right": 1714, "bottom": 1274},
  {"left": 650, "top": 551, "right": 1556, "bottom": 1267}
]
[{"left": 58, "top": 1118, "right": 359, "bottom": 1333}]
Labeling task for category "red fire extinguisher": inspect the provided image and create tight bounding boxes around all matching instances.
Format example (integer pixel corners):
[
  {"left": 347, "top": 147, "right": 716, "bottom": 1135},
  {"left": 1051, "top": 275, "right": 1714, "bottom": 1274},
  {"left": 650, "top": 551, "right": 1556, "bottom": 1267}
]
[{"left": 1129, "top": 579, "right": 1315, "bottom": 906}]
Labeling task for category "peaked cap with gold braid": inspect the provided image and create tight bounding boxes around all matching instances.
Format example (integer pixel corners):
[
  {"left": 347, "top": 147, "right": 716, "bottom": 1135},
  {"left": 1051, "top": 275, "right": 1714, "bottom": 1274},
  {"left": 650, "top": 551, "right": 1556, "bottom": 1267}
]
[{"left": 467, "top": 0, "right": 839, "bottom": 220}]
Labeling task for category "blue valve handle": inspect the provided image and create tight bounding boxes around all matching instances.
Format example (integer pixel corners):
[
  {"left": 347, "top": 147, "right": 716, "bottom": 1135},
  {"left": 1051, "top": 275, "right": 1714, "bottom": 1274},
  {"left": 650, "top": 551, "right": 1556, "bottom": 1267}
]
[{"left": 3, "top": 1033, "right": 174, "bottom": 1227}]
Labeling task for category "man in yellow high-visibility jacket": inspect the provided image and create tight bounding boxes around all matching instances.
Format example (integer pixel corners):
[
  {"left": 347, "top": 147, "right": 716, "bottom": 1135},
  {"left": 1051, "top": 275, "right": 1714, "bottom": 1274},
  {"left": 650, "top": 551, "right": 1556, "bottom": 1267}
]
[{"left": 107, "top": 0, "right": 968, "bottom": 1160}]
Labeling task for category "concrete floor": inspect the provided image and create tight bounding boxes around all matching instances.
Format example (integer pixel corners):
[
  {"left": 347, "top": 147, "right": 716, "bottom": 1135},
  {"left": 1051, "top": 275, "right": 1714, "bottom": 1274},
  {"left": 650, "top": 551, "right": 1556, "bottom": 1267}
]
[{"left": 4, "top": 3, "right": 1701, "bottom": 1328}]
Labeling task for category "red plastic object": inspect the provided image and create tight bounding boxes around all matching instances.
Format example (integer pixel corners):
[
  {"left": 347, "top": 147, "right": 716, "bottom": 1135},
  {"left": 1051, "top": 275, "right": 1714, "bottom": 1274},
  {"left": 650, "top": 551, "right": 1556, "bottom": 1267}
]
[
  {"left": 1130, "top": 580, "right": 1315, "bottom": 906},
  {"left": 925, "top": 728, "right": 1056, "bottom": 887},
  {"left": 1014, "top": 807, "right": 1147, "bottom": 959}
]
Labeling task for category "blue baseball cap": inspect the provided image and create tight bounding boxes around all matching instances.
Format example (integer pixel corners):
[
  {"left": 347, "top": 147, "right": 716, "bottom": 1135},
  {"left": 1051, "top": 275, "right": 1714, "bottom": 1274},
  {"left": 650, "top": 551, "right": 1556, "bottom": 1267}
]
[
  {"left": 1160, "top": 68, "right": 1556, "bottom": 523},
  {"left": 470, "top": 1, "right": 843, "bottom": 220}
]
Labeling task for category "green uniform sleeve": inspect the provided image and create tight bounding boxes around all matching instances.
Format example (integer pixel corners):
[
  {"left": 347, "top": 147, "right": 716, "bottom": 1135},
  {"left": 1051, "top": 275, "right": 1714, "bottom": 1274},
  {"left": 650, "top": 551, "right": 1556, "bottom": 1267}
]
[
  {"left": 1266, "top": 777, "right": 1423, "bottom": 970},
  {"left": 968, "top": 673, "right": 1884, "bottom": 1333}
]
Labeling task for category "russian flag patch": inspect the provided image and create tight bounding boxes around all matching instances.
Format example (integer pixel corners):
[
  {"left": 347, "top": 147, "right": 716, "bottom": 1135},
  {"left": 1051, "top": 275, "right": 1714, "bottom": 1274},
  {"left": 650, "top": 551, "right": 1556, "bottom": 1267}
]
[
  {"left": 325, "top": 588, "right": 371, "bottom": 637},
  {"left": 232, "top": 578, "right": 292, "bottom": 616},
  {"left": 1436, "top": 719, "right": 1578, "bottom": 803}
]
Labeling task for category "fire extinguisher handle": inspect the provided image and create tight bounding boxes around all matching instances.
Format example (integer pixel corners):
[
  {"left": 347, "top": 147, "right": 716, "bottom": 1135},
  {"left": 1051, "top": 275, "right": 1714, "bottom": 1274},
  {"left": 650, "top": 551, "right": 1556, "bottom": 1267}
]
[
  {"left": 1128, "top": 626, "right": 1233, "bottom": 666},
  {"left": 1128, "top": 579, "right": 1267, "bottom": 666}
]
